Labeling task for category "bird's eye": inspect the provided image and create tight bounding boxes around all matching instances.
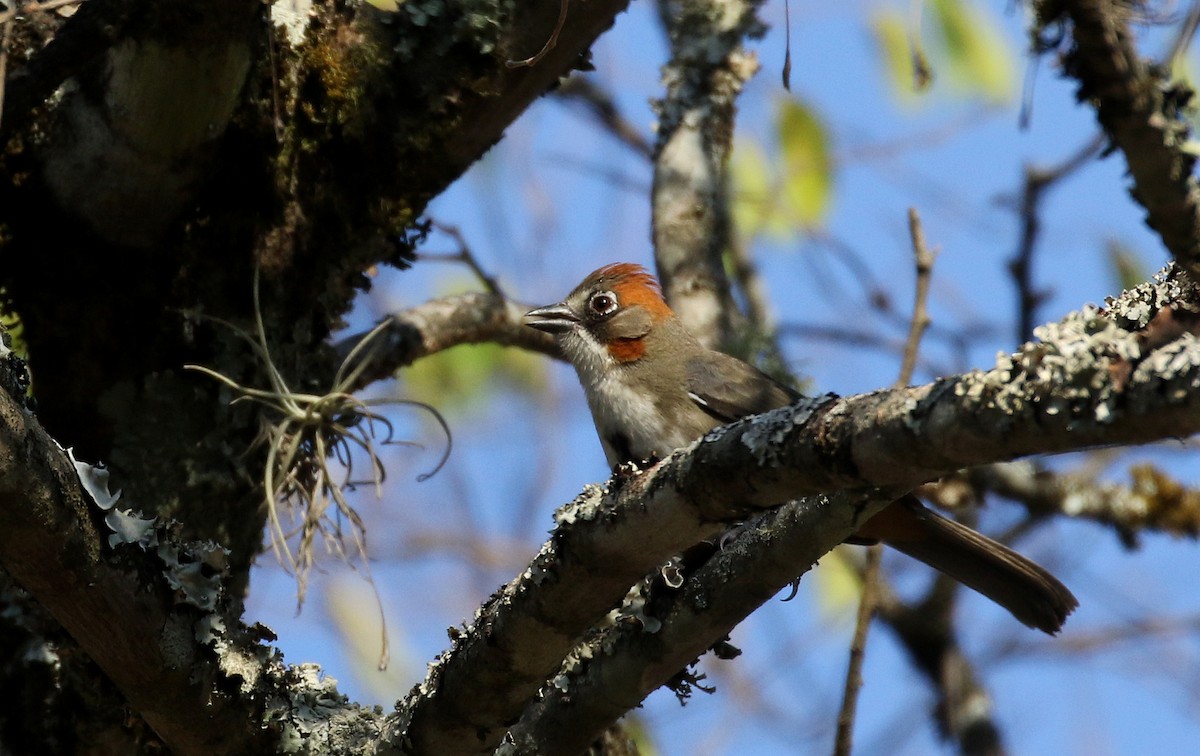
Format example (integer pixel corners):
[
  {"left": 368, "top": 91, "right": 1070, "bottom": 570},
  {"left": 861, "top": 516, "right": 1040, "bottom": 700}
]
[{"left": 589, "top": 291, "right": 618, "bottom": 316}]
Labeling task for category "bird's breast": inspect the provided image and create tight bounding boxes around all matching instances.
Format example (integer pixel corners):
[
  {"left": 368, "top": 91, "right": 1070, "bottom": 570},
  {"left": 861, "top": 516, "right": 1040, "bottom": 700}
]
[{"left": 581, "top": 368, "right": 711, "bottom": 467}]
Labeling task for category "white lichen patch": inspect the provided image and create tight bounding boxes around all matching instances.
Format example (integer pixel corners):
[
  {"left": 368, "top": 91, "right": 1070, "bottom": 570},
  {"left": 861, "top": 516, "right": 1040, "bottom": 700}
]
[
  {"left": 264, "top": 662, "right": 348, "bottom": 753},
  {"left": 69, "top": 449, "right": 122, "bottom": 510},
  {"left": 949, "top": 266, "right": 1200, "bottom": 431},
  {"left": 553, "top": 483, "right": 607, "bottom": 526},
  {"left": 1129, "top": 334, "right": 1200, "bottom": 409},
  {"left": 738, "top": 393, "right": 835, "bottom": 466},
  {"left": 157, "top": 539, "right": 229, "bottom": 612},
  {"left": 955, "top": 304, "right": 1129, "bottom": 425},
  {"left": 1107, "top": 265, "right": 1194, "bottom": 329},
  {"left": 104, "top": 508, "right": 158, "bottom": 549},
  {"left": 271, "top": 0, "right": 315, "bottom": 47}
]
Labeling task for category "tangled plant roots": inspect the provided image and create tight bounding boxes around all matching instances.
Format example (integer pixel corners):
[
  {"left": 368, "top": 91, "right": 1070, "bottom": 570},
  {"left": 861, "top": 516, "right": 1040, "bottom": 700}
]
[{"left": 186, "top": 268, "right": 450, "bottom": 668}]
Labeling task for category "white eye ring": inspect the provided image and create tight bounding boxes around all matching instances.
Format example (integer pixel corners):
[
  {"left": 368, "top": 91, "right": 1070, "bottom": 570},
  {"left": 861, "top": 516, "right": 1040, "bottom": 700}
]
[{"left": 589, "top": 291, "right": 618, "bottom": 315}]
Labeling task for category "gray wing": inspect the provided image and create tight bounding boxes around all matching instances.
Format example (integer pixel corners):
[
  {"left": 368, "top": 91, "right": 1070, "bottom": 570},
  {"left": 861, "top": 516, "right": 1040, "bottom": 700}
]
[{"left": 685, "top": 351, "right": 800, "bottom": 423}]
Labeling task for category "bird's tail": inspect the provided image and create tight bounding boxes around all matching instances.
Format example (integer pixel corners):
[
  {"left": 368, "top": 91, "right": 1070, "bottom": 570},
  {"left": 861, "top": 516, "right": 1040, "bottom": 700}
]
[{"left": 854, "top": 495, "right": 1077, "bottom": 634}]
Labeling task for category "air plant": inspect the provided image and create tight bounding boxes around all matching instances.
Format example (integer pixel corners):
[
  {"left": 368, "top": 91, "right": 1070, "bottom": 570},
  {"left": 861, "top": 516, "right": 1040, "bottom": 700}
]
[{"left": 186, "top": 268, "right": 450, "bottom": 668}]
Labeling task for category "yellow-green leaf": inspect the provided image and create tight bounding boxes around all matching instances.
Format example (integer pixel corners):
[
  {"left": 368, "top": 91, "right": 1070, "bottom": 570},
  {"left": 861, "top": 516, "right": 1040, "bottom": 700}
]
[
  {"left": 872, "top": 9, "right": 932, "bottom": 103},
  {"left": 930, "top": 0, "right": 1014, "bottom": 103},
  {"left": 402, "top": 342, "right": 546, "bottom": 413},
  {"left": 810, "top": 548, "right": 862, "bottom": 625},
  {"left": 731, "top": 138, "right": 792, "bottom": 240},
  {"left": 777, "top": 98, "right": 833, "bottom": 228},
  {"left": 325, "top": 577, "right": 412, "bottom": 702}
]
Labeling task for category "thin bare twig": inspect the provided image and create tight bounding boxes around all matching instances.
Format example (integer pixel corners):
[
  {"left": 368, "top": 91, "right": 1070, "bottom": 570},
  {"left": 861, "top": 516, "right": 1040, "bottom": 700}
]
[
  {"left": 419, "top": 222, "right": 504, "bottom": 296},
  {"left": 506, "top": 0, "right": 569, "bottom": 68},
  {"left": 1008, "top": 134, "right": 1105, "bottom": 341},
  {"left": 555, "top": 76, "right": 654, "bottom": 158},
  {"left": 834, "top": 207, "right": 937, "bottom": 756},
  {"left": 898, "top": 207, "right": 935, "bottom": 387},
  {"left": 832, "top": 545, "right": 881, "bottom": 756},
  {"left": 781, "top": 0, "right": 791, "bottom": 89}
]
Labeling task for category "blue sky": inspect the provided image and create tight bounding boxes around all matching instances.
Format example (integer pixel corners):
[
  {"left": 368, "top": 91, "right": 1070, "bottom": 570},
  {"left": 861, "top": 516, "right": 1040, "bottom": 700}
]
[{"left": 246, "top": 3, "right": 1200, "bottom": 754}]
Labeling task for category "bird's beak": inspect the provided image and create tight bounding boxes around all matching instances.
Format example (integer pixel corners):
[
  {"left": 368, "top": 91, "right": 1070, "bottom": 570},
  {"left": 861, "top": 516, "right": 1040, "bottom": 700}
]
[{"left": 524, "top": 303, "right": 579, "bottom": 334}]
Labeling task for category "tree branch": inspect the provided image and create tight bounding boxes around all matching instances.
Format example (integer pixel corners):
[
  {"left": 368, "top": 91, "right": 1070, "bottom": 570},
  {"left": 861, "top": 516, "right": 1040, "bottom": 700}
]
[
  {"left": 394, "top": 265, "right": 1200, "bottom": 753},
  {"left": 651, "top": 0, "right": 764, "bottom": 349},
  {"left": 875, "top": 584, "right": 1007, "bottom": 756},
  {"left": 4, "top": 263, "right": 1200, "bottom": 752},
  {"left": 505, "top": 491, "right": 896, "bottom": 756},
  {"left": 965, "top": 459, "right": 1200, "bottom": 545},
  {"left": 334, "top": 291, "right": 561, "bottom": 391},
  {"left": 1038, "top": 0, "right": 1200, "bottom": 287},
  {"left": 0, "top": 363, "right": 400, "bottom": 755},
  {"left": 0, "top": 383, "right": 262, "bottom": 752}
]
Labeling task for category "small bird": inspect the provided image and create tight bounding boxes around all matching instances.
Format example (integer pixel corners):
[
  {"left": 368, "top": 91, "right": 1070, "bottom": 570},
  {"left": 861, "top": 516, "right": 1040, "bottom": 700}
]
[{"left": 525, "top": 263, "right": 1077, "bottom": 633}]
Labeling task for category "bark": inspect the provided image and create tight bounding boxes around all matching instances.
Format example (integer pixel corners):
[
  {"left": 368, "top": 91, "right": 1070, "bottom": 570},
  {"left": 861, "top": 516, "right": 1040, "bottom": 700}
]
[
  {"left": 1035, "top": 0, "right": 1200, "bottom": 286},
  {"left": 0, "top": 0, "right": 631, "bottom": 749},
  {"left": 5, "top": 262, "right": 1199, "bottom": 752},
  {"left": 0, "top": 0, "right": 1198, "bottom": 752},
  {"left": 652, "top": 0, "right": 764, "bottom": 351}
]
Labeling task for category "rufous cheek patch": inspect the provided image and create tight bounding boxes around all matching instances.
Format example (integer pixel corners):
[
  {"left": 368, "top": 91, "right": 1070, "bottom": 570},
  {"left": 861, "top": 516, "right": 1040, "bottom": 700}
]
[{"left": 606, "top": 337, "right": 647, "bottom": 363}]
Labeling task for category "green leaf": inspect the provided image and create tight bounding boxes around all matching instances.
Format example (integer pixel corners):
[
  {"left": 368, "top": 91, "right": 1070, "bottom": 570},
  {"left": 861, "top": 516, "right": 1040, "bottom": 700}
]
[
  {"left": 731, "top": 139, "right": 790, "bottom": 240},
  {"left": 872, "top": 9, "right": 932, "bottom": 102},
  {"left": 731, "top": 98, "right": 834, "bottom": 240},
  {"left": 402, "top": 342, "right": 546, "bottom": 413},
  {"left": 777, "top": 98, "right": 833, "bottom": 228},
  {"left": 811, "top": 548, "right": 862, "bottom": 625},
  {"left": 930, "top": 0, "right": 1014, "bottom": 103}
]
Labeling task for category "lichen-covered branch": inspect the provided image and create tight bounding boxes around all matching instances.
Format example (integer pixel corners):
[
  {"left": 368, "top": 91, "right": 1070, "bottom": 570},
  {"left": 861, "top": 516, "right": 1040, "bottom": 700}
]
[
  {"left": 395, "top": 265, "right": 1200, "bottom": 753},
  {"left": 651, "top": 0, "right": 765, "bottom": 349},
  {"left": 335, "top": 291, "right": 560, "bottom": 391},
  {"left": 963, "top": 460, "right": 1200, "bottom": 545},
  {"left": 1036, "top": 0, "right": 1200, "bottom": 286},
  {"left": 0, "top": 381, "right": 260, "bottom": 752},
  {"left": 0, "top": 366, "right": 394, "bottom": 755},
  {"left": 1, "top": 262, "right": 1198, "bottom": 752},
  {"left": 503, "top": 492, "right": 895, "bottom": 756}
]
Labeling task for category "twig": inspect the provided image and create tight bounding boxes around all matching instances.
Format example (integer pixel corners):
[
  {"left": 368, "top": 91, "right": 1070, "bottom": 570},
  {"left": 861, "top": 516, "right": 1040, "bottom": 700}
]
[
  {"left": 418, "top": 222, "right": 504, "bottom": 296},
  {"left": 781, "top": 0, "right": 791, "bottom": 90},
  {"left": 962, "top": 459, "right": 1200, "bottom": 546},
  {"left": 506, "top": 0, "right": 569, "bottom": 68},
  {"left": 554, "top": 76, "right": 653, "bottom": 158},
  {"left": 834, "top": 207, "right": 937, "bottom": 755},
  {"left": 906, "top": 0, "right": 933, "bottom": 91},
  {"left": 832, "top": 545, "right": 880, "bottom": 756},
  {"left": 898, "top": 207, "right": 935, "bottom": 386},
  {"left": 1008, "top": 134, "right": 1104, "bottom": 341},
  {"left": 727, "top": 239, "right": 796, "bottom": 382},
  {"left": 332, "top": 291, "right": 559, "bottom": 392}
]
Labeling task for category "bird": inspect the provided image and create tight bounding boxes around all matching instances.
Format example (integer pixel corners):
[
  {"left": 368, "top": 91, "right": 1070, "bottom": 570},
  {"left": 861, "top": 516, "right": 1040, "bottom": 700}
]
[{"left": 524, "top": 262, "right": 1077, "bottom": 634}]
